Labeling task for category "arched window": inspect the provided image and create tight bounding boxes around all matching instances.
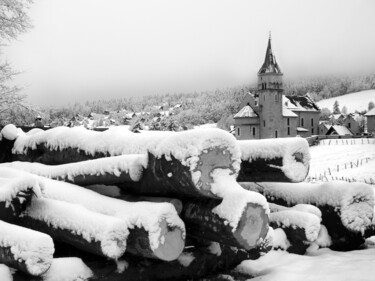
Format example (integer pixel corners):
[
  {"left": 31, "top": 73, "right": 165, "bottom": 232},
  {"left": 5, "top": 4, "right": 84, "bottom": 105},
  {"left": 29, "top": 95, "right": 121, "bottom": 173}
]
[
  {"left": 311, "top": 118, "right": 314, "bottom": 126},
  {"left": 301, "top": 118, "right": 304, "bottom": 127},
  {"left": 253, "top": 127, "right": 256, "bottom": 136},
  {"left": 275, "top": 130, "right": 278, "bottom": 138},
  {"left": 237, "top": 127, "right": 240, "bottom": 136}
]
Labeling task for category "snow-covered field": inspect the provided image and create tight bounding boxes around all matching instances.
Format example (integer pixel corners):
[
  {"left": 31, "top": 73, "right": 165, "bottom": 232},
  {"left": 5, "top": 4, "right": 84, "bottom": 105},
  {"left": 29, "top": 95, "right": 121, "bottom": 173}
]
[
  {"left": 307, "top": 138, "right": 375, "bottom": 184},
  {"left": 316, "top": 89, "right": 375, "bottom": 113},
  {"left": 237, "top": 139, "right": 375, "bottom": 281}
]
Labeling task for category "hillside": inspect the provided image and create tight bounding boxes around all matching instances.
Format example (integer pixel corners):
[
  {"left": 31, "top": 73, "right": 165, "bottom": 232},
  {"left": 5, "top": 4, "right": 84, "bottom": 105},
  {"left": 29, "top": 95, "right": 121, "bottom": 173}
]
[{"left": 316, "top": 90, "right": 375, "bottom": 113}]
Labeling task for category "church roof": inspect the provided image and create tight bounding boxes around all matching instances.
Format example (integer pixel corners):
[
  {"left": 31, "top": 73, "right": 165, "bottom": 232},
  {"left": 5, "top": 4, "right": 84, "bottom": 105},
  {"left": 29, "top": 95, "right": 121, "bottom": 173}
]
[
  {"left": 234, "top": 104, "right": 259, "bottom": 118},
  {"left": 284, "top": 95, "right": 320, "bottom": 112},
  {"left": 258, "top": 36, "right": 283, "bottom": 75}
]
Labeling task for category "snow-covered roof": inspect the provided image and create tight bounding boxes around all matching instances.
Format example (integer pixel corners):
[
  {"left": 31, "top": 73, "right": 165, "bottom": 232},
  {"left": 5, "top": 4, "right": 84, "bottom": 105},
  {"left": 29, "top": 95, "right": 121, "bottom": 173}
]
[
  {"left": 234, "top": 105, "right": 259, "bottom": 118},
  {"left": 327, "top": 125, "right": 353, "bottom": 136},
  {"left": 296, "top": 127, "right": 309, "bottom": 132},
  {"left": 284, "top": 95, "right": 320, "bottom": 112},
  {"left": 365, "top": 108, "right": 375, "bottom": 116},
  {"left": 282, "top": 106, "right": 298, "bottom": 118}
]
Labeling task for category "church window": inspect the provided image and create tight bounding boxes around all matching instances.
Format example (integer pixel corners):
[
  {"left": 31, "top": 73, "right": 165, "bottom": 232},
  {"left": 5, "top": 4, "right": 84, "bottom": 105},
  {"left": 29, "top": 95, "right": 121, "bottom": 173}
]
[
  {"left": 288, "top": 127, "right": 290, "bottom": 135},
  {"left": 311, "top": 118, "right": 314, "bottom": 126},
  {"left": 237, "top": 127, "right": 240, "bottom": 136},
  {"left": 287, "top": 118, "right": 290, "bottom": 126},
  {"left": 275, "top": 94, "right": 279, "bottom": 102},
  {"left": 263, "top": 120, "right": 266, "bottom": 127},
  {"left": 253, "top": 127, "right": 256, "bottom": 136},
  {"left": 275, "top": 130, "right": 278, "bottom": 138},
  {"left": 301, "top": 118, "right": 304, "bottom": 127}
]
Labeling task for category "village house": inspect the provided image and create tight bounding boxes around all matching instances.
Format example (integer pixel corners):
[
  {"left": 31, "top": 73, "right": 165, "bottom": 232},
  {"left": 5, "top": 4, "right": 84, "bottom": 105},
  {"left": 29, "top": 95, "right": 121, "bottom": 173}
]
[
  {"left": 234, "top": 36, "right": 320, "bottom": 140},
  {"left": 365, "top": 108, "right": 375, "bottom": 134}
]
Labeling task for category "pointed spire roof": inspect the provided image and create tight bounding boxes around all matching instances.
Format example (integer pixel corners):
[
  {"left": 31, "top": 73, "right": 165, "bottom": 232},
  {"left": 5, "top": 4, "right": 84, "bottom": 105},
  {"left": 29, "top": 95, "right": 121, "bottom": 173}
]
[{"left": 258, "top": 34, "right": 282, "bottom": 75}]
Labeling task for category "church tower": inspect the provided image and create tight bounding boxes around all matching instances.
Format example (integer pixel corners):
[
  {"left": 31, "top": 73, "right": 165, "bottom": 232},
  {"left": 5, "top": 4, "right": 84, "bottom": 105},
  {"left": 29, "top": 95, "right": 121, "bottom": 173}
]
[{"left": 257, "top": 34, "right": 284, "bottom": 138}]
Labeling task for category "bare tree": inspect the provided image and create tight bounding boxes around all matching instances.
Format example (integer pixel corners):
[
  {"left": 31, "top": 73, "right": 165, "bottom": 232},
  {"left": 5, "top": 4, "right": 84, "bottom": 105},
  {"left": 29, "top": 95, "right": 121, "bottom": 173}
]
[{"left": 0, "top": 0, "right": 34, "bottom": 126}]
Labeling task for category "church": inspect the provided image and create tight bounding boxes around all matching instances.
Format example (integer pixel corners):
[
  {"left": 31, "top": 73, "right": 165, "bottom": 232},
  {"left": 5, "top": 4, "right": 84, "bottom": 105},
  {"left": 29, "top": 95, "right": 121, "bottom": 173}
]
[{"left": 234, "top": 36, "right": 320, "bottom": 140}]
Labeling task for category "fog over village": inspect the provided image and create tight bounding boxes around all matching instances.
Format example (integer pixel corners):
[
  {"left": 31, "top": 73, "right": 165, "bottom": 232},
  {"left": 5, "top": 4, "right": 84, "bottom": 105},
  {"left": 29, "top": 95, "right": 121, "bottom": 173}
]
[{"left": 0, "top": 1, "right": 375, "bottom": 281}]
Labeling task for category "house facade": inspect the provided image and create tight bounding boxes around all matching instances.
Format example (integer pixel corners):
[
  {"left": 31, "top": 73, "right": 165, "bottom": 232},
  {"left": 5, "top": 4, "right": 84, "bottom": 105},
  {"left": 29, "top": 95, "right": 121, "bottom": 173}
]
[
  {"left": 365, "top": 108, "right": 375, "bottom": 134},
  {"left": 234, "top": 36, "right": 320, "bottom": 140}
]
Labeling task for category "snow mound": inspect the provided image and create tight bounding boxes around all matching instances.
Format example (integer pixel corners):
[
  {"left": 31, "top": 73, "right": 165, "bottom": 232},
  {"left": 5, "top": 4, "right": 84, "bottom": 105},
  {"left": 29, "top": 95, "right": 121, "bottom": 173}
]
[
  {"left": 41, "top": 258, "right": 93, "bottom": 281},
  {"left": 0, "top": 124, "right": 24, "bottom": 141},
  {"left": 0, "top": 264, "right": 12, "bottom": 281},
  {"left": 0, "top": 220, "right": 54, "bottom": 276}
]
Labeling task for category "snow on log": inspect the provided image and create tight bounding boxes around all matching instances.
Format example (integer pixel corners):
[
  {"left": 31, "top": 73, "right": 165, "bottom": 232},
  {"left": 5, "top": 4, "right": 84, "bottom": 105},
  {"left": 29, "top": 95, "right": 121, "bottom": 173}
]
[
  {"left": 0, "top": 264, "right": 12, "bottom": 281},
  {"left": 9, "top": 126, "right": 241, "bottom": 198},
  {"left": 237, "top": 138, "right": 310, "bottom": 183},
  {"left": 39, "top": 176, "right": 186, "bottom": 261},
  {"left": 0, "top": 167, "right": 43, "bottom": 222},
  {"left": 2, "top": 154, "right": 147, "bottom": 185},
  {"left": 269, "top": 210, "right": 321, "bottom": 254},
  {"left": 240, "top": 181, "right": 375, "bottom": 250},
  {"left": 181, "top": 170, "right": 269, "bottom": 251},
  {"left": 120, "top": 195, "right": 183, "bottom": 215},
  {"left": 18, "top": 198, "right": 128, "bottom": 259},
  {"left": 0, "top": 220, "right": 54, "bottom": 276},
  {"left": 41, "top": 258, "right": 93, "bottom": 281}
]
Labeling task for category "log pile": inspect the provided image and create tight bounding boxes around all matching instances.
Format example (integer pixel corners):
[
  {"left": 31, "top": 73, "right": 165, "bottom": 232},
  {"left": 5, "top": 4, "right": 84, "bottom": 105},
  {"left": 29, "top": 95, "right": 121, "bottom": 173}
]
[{"left": 0, "top": 124, "right": 374, "bottom": 280}]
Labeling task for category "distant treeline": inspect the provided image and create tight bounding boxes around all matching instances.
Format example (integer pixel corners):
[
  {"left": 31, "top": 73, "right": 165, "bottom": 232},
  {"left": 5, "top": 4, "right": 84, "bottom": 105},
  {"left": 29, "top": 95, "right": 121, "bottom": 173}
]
[{"left": 11, "top": 73, "right": 375, "bottom": 129}]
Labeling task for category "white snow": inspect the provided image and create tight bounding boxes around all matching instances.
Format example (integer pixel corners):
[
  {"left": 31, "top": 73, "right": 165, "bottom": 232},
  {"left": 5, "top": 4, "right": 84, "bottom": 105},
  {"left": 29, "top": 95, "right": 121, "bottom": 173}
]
[
  {"left": 0, "top": 167, "right": 43, "bottom": 205},
  {"left": 24, "top": 198, "right": 128, "bottom": 259},
  {"left": 271, "top": 228, "right": 291, "bottom": 250},
  {"left": 239, "top": 137, "right": 310, "bottom": 182},
  {"left": 210, "top": 169, "right": 269, "bottom": 231},
  {"left": 269, "top": 203, "right": 322, "bottom": 220},
  {"left": 41, "top": 258, "right": 93, "bottom": 281},
  {"left": 207, "top": 242, "right": 222, "bottom": 256},
  {"left": 316, "top": 89, "right": 375, "bottom": 113},
  {"left": 0, "top": 220, "right": 54, "bottom": 276},
  {"left": 2, "top": 154, "right": 148, "bottom": 182},
  {"left": 241, "top": 181, "right": 374, "bottom": 234},
  {"left": 270, "top": 210, "right": 321, "bottom": 242},
  {"left": 115, "top": 259, "right": 129, "bottom": 274},
  {"left": 38, "top": 176, "right": 185, "bottom": 251},
  {"left": 0, "top": 264, "right": 12, "bottom": 281},
  {"left": 237, "top": 247, "right": 375, "bottom": 281},
  {"left": 0, "top": 124, "right": 24, "bottom": 141},
  {"left": 177, "top": 252, "right": 195, "bottom": 267}
]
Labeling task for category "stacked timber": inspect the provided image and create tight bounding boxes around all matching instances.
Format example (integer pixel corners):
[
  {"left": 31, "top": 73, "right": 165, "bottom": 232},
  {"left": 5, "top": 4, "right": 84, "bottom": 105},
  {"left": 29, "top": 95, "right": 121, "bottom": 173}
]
[{"left": 0, "top": 125, "right": 271, "bottom": 280}]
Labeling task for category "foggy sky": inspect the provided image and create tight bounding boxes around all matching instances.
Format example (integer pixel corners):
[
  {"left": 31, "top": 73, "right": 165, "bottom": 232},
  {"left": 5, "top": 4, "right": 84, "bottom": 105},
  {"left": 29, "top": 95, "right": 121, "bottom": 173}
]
[{"left": 4, "top": 0, "right": 375, "bottom": 106}]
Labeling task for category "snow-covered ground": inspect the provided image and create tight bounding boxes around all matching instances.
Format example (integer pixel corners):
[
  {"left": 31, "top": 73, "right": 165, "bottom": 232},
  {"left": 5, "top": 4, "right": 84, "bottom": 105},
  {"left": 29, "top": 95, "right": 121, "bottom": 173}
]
[
  {"left": 316, "top": 89, "right": 375, "bottom": 113},
  {"left": 307, "top": 138, "right": 375, "bottom": 184}
]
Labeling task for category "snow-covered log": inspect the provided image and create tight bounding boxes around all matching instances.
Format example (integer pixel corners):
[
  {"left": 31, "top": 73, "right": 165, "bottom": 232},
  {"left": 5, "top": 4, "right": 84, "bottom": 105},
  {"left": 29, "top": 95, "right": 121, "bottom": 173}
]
[
  {"left": 9, "top": 126, "right": 241, "bottom": 199},
  {"left": 18, "top": 198, "right": 128, "bottom": 259},
  {"left": 41, "top": 258, "right": 94, "bottom": 281},
  {"left": 2, "top": 154, "right": 147, "bottom": 186},
  {"left": 237, "top": 138, "right": 310, "bottom": 183},
  {"left": 181, "top": 169, "right": 269, "bottom": 250},
  {"left": 120, "top": 195, "right": 183, "bottom": 215},
  {"left": 0, "top": 125, "right": 24, "bottom": 163},
  {"left": 0, "top": 167, "right": 43, "bottom": 222},
  {"left": 240, "top": 181, "right": 375, "bottom": 250},
  {"left": 0, "top": 220, "right": 54, "bottom": 276},
  {"left": 38, "top": 176, "right": 186, "bottom": 261},
  {"left": 269, "top": 210, "right": 321, "bottom": 254}
]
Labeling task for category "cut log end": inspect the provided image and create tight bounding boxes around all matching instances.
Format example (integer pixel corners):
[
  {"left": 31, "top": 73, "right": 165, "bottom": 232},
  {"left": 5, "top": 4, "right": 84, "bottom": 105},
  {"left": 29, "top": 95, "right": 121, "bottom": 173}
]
[
  {"left": 153, "top": 219, "right": 185, "bottom": 261},
  {"left": 194, "top": 147, "right": 236, "bottom": 197},
  {"left": 233, "top": 203, "right": 269, "bottom": 250}
]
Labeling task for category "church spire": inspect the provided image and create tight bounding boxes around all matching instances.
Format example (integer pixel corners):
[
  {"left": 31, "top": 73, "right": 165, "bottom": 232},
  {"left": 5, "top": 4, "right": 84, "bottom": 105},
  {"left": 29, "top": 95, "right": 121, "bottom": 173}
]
[{"left": 258, "top": 33, "right": 282, "bottom": 74}]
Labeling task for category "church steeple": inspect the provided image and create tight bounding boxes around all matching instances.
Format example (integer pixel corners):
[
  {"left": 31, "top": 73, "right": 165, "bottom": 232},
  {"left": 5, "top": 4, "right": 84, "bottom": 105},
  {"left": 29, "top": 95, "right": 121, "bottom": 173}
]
[{"left": 257, "top": 33, "right": 283, "bottom": 90}]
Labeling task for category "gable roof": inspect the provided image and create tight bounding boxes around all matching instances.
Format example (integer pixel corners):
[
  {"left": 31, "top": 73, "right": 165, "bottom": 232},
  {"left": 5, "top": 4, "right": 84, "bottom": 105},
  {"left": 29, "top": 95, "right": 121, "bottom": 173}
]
[
  {"left": 284, "top": 95, "right": 320, "bottom": 112},
  {"left": 365, "top": 108, "right": 375, "bottom": 116},
  {"left": 258, "top": 36, "right": 282, "bottom": 75},
  {"left": 234, "top": 105, "right": 259, "bottom": 118},
  {"left": 327, "top": 125, "right": 353, "bottom": 136},
  {"left": 282, "top": 106, "right": 298, "bottom": 117}
]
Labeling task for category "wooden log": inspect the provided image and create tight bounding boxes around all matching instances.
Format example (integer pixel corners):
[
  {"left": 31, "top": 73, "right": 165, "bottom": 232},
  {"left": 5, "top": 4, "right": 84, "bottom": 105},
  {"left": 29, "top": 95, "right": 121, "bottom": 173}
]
[
  {"left": 0, "top": 220, "right": 54, "bottom": 276},
  {"left": 0, "top": 167, "right": 43, "bottom": 223},
  {"left": 269, "top": 210, "right": 321, "bottom": 254},
  {"left": 40, "top": 177, "right": 186, "bottom": 261},
  {"left": 182, "top": 199, "right": 269, "bottom": 251},
  {"left": 2, "top": 154, "right": 147, "bottom": 186},
  {"left": 17, "top": 198, "right": 128, "bottom": 259},
  {"left": 237, "top": 138, "right": 310, "bottom": 183},
  {"left": 240, "top": 181, "right": 374, "bottom": 250},
  {"left": 9, "top": 126, "right": 241, "bottom": 199}
]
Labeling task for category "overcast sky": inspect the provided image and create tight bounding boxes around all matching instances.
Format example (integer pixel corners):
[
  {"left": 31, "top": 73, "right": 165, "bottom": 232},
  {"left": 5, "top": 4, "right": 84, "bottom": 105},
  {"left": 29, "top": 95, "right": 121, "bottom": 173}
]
[{"left": 4, "top": 0, "right": 375, "bottom": 106}]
